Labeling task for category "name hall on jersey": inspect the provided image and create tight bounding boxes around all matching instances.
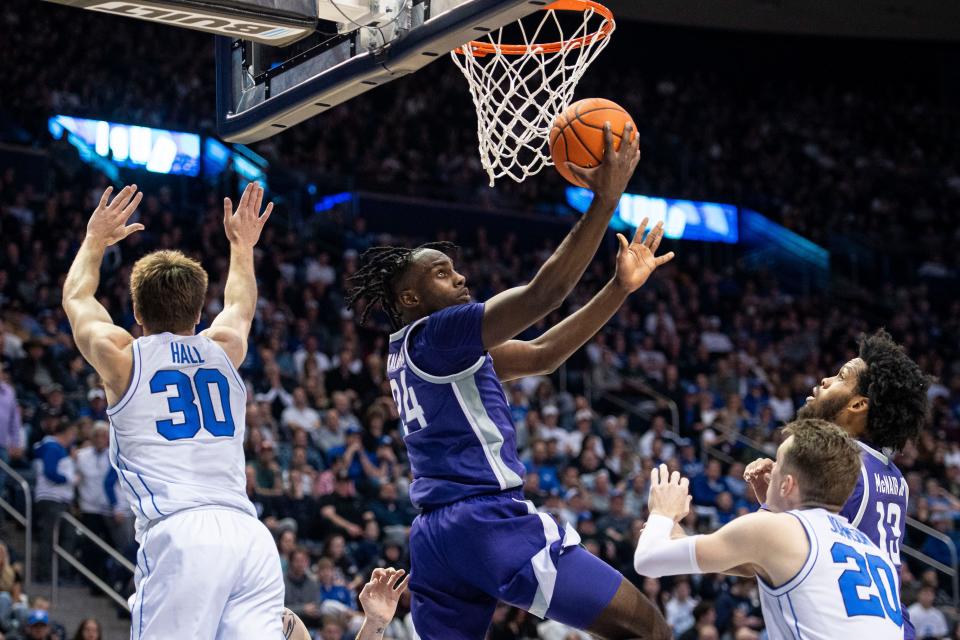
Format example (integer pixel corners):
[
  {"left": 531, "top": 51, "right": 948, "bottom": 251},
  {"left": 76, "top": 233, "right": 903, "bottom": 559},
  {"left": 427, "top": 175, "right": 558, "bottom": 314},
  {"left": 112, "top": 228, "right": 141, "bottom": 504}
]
[{"left": 171, "top": 342, "right": 206, "bottom": 365}]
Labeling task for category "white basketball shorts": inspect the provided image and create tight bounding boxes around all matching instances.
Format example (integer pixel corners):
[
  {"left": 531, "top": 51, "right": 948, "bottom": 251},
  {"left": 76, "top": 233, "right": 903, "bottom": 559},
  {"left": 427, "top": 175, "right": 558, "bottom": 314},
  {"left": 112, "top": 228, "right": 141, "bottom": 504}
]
[{"left": 128, "top": 507, "right": 284, "bottom": 640}]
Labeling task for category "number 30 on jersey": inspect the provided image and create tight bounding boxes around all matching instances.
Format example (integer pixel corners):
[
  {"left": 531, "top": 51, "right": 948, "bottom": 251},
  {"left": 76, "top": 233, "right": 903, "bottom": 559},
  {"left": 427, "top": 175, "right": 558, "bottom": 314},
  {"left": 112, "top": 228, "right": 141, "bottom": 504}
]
[{"left": 390, "top": 370, "right": 427, "bottom": 436}]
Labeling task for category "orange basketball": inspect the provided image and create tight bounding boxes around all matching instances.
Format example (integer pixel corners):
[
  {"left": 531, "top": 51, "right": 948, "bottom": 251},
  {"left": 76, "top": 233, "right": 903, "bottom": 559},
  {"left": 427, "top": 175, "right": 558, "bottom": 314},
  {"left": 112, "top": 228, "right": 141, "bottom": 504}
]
[{"left": 549, "top": 98, "right": 638, "bottom": 187}]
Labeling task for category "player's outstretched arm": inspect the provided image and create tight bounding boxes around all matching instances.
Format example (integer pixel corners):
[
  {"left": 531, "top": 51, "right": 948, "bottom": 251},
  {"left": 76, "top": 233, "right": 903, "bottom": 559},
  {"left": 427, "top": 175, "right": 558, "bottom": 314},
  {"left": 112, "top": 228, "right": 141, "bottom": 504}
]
[
  {"left": 633, "top": 464, "right": 804, "bottom": 584},
  {"left": 480, "top": 123, "right": 640, "bottom": 350},
  {"left": 356, "top": 568, "right": 409, "bottom": 640},
  {"left": 491, "top": 219, "right": 674, "bottom": 381},
  {"left": 202, "top": 182, "right": 273, "bottom": 368},
  {"left": 62, "top": 185, "right": 144, "bottom": 399}
]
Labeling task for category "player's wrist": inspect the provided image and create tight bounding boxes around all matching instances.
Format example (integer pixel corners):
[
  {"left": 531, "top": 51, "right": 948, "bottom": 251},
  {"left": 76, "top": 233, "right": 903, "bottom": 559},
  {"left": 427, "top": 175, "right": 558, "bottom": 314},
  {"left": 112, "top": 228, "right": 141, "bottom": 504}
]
[
  {"left": 228, "top": 240, "right": 255, "bottom": 253},
  {"left": 591, "top": 191, "right": 619, "bottom": 210},
  {"left": 364, "top": 613, "right": 391, "bottom": 628},
  {"left": 611, "top": 275, "right": 632, "bottom": 293},
  {"left": 649, "top": 509, "right": 682, "bottom": 523},
  {"left": 83, "top": 234, "right": 110, "bottom": 252}
]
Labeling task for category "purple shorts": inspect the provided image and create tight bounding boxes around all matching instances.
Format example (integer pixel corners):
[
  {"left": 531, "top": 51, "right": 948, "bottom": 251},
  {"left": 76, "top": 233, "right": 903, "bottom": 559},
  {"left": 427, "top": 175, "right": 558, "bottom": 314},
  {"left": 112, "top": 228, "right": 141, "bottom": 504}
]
[{"left": 408, "top": 490, "right": 623, "bottom": 640}]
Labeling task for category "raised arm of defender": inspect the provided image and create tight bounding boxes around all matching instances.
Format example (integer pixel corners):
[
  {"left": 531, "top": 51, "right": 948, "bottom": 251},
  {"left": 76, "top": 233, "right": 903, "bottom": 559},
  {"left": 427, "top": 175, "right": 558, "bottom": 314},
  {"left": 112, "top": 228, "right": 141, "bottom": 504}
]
[
  {"left": 62, "top": 185, "right": 144, "bottom": 403},
  {"left": 632, "top": 465, "right": 810, "bottom": 587},
  {"left": 202, "top": 182, "right": 273, "bottom": 368},
  {"left": 491, "top": 218, "right": 673, "bottom": 381},
  {"left": 480, "top": 122, "right": 640, "bottom": 350}
]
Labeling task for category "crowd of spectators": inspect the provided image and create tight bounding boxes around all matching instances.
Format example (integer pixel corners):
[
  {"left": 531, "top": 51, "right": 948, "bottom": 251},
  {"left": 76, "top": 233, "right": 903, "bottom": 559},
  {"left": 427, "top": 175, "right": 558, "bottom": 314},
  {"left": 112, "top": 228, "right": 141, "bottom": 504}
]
[
  {"left": 1, "top": 0, "right": 960, "bottom": 638},
  {"left": 1, "top": 158, "right": 959, "bottom": 637}
]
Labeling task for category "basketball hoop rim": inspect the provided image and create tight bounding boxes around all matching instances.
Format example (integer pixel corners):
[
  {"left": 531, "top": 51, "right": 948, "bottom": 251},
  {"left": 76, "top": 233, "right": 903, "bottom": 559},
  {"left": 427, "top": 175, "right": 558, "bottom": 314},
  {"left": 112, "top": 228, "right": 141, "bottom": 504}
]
[{"left": 454, "top": 0, "right": 614, "bottom": 57}]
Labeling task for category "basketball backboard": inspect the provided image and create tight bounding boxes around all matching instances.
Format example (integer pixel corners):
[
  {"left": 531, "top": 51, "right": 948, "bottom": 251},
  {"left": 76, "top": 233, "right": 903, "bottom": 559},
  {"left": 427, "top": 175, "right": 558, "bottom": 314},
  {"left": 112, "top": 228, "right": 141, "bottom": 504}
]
[
  {"left": 43, "top": 0, "right": 613, "bottom": 183},
  {"left": 215, "top": 0, "right": 547, "bottom": 143}
]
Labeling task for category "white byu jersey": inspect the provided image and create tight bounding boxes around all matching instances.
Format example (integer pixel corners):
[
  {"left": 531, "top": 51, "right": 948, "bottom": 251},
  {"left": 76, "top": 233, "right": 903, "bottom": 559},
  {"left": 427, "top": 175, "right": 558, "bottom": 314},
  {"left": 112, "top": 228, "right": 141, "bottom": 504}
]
[
  {"left": 107, "top": 333, "right": 255, "bottom": 541},
  {"left": 759, "top": 508, "right": 904, "bottom": 640}
]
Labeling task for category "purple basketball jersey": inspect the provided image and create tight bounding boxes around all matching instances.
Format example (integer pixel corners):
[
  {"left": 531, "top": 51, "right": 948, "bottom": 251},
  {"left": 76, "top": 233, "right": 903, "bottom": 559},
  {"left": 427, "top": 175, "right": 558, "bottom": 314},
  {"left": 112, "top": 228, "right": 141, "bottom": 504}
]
[
  {"left": 387, "top": 303, "right": 525, "bottom": 509},
  {"left": 840, "top": 441, "right": 914, "bottom": 639}
]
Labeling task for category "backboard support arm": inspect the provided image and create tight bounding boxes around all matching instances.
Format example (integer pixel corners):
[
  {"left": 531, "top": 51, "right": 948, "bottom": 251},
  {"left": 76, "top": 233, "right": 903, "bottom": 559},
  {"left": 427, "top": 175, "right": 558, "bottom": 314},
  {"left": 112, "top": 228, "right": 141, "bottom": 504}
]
[{"left": 215, "top": 0, "right": 544, "bottom": 143}]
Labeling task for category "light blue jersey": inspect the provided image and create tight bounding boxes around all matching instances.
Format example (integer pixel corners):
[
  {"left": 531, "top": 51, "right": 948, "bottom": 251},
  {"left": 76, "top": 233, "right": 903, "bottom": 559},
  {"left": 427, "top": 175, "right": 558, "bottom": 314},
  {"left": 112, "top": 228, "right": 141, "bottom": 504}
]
[
  {"left": 759, "top": 508, "right": 904, "bottom": 640},
  {"left": 107, "top": 333, "right": 255, "bottom": 541}
]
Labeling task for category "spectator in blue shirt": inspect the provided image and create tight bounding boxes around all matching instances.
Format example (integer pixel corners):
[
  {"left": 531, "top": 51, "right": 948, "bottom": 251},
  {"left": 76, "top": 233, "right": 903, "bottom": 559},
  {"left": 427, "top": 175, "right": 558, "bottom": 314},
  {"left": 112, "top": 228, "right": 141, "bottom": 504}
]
[
  {"left": 723, "top": 462, "right": 747, "bottom": 499},
  {"left": 691, "top": 459, "right": 727, "bottom": 507},
  {"left": 677, "top": 439, "right": 703, "bottom": 478},
  {"left": 79, "top": 388, "right": 107, "bottom": 421},
  {"left": 921, "top": 517, "right": 960, "bottom": 569},
  {"left": 316, "top": 557, "right": 354, "bottom": 609},
  {"left": 524, "top": 440, "right": 560, "bottom": 494},
  {"left": 33, "top": 419, "right": 77, "bottom": 581},
  {"left": 714, "top": 492, "right": 737, "bottom": 527},
  {"left": 328, "top": 426, "right": 378, "bottom": 483}
]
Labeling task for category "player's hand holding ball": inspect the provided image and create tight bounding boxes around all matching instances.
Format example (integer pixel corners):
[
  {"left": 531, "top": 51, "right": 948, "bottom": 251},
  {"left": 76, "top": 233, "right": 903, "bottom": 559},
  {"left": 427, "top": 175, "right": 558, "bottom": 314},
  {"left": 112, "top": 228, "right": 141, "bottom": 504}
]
[
  {"left": 614, "top": 217, "right": 676, "bottom": 293},
  {"left": 648, "top": 463, "right": 692, "bottom": 523},
  {"left": 550, "top": 98, "right": 640, "bottom": 205},
  {"left": 86, "top": 184, "right": 144, "bottom": 248}
]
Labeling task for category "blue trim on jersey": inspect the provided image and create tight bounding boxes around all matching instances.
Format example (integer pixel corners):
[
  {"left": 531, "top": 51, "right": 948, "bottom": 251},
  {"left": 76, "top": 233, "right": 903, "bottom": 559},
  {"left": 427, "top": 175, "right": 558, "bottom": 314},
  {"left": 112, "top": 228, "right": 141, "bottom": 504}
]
[
  {"left": 107, "top": 341, "right": 142, "bottom": 416},
  {"left": 131, "top": 543, "right": 145, "bottom": 639},
  {"left": 139, "top": 528, "right": 152, "bottom": 638},
  {"left": 137, "top": 473, "right": 165, "bottom": 517},
  {"left": 111, "top": 434, "right": 165, "bottom": 518},
  {"left": 758, "top": 511, "right": 819, "bottom": 596},
  {"left": 777, "top": 597, "right": 798, "bottom": 640},
  {"left": 787, "top": 593, "right": 804, "bottom": 639},
  {"left": 110, "top": 422, "right": 147, "bottom": 519}
]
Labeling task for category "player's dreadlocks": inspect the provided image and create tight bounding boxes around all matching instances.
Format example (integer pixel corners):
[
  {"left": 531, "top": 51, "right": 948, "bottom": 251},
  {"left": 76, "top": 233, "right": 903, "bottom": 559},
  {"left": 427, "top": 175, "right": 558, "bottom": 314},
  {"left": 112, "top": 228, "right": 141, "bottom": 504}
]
[
  {"left": 857, "top": 328, "right": 932, "bottom": 451},
  {"left": 347, "top": 242, "right": 458, "bottom": 329}
]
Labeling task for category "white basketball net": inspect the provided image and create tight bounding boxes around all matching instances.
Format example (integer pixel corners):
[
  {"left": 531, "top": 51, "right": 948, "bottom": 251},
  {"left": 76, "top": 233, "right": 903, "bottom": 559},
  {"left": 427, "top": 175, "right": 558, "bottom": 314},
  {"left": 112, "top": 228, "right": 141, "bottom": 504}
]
[{"left": 451, "top": 2, "right": 614, "bottom": 186}]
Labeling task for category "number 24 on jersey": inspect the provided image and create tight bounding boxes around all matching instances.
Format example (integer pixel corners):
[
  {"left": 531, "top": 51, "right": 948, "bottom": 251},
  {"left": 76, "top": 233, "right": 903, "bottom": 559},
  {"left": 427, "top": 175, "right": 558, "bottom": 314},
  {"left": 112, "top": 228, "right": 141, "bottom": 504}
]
[{"left": 390, "top": 370, "right": 427, "bottom": 436}]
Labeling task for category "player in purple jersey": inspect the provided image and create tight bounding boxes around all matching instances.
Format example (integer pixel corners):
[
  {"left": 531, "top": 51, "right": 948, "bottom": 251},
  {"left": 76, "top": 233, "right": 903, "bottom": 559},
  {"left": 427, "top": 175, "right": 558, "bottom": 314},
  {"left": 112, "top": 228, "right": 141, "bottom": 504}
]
[
  {"left": 348, "top": 125, "right": 674, "bottom": 639},
  {"left": 744, "top": 329, "right": 930, "bottom": 639}
]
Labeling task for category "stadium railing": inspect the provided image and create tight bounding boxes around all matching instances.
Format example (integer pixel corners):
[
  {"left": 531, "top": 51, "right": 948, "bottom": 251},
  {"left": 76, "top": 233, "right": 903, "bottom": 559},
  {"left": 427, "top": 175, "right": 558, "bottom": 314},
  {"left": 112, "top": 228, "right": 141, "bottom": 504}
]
[
  {"left": 51, "top": 512, "right": 135, "bottom": 612},
  {"left": 599, "top": 387, "right": 771, "bottom": 467},
  {"left": 599, "top": 387, "right": 680, "bottom": 436},
  {"left": 0, "top": 457, "right": 32, "bottom": 594},
  {"left": 903, "top": 516, "right": 959, "bottom": 609}
]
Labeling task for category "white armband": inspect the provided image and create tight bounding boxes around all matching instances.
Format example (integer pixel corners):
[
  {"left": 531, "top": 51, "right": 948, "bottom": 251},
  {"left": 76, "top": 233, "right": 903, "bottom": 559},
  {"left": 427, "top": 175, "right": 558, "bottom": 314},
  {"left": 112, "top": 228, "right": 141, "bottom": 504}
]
[{"left": 633, "top": 514, "right": 702, "bottom": 578}]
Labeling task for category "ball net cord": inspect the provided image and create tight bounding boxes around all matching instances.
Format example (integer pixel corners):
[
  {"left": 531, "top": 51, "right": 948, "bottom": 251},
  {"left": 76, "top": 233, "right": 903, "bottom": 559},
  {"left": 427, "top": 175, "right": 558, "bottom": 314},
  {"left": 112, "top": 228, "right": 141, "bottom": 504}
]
[{"left": 451, "top": 3, "right": 614, "bottom": 186}]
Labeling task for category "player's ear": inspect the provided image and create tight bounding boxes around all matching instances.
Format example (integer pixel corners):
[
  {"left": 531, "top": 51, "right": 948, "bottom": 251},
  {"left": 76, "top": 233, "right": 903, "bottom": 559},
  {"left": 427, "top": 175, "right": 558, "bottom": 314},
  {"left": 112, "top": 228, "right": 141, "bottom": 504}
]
[
  {"left": 846, "top": 395, "right": 868, "bottom": 416},
  {"left": 396, "top": 288, "right": 419, "bottom": 309},
  {"left": 781, "top": 473, "right": 796, "bottom": 499}
]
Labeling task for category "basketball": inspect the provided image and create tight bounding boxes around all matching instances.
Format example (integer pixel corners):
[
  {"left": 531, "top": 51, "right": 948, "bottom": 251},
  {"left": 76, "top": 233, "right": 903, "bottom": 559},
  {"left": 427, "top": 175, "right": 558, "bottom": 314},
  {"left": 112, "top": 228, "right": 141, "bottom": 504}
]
[{"left": 549, "top": 98, "right": 638, "bottom": 187}]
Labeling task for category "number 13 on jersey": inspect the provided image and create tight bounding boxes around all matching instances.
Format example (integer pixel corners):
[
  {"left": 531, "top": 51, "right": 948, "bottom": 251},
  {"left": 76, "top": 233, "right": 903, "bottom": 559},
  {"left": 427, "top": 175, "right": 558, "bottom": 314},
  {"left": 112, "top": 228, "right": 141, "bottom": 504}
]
[{"left": 390, "top": 370, "right": 427, "bottom": 436}]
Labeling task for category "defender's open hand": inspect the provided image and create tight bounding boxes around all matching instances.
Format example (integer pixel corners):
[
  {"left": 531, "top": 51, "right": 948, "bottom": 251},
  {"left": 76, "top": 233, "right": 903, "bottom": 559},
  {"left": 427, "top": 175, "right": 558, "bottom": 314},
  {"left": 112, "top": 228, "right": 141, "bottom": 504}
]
[
  {"left": 86, "top": 185, "right": 144, "bottom": 248},
  {"left": 648, "top": 463, "right": 692, "bottom": 523},
  {"left": 359, "top": 568, "right": 410, "bottom": 627},
  {"left": 223, "top": 182, "right": 273, "bottom": 248}
]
